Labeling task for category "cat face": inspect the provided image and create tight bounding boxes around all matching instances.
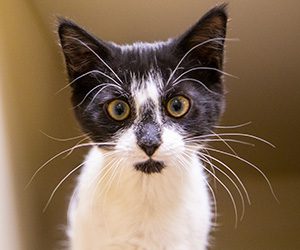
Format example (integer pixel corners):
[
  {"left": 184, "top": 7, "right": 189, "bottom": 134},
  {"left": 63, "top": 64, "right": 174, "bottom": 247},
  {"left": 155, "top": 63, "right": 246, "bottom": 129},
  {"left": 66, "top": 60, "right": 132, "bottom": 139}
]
[{"left": 58, "top": 5, "right": 228, "bottom": 174}]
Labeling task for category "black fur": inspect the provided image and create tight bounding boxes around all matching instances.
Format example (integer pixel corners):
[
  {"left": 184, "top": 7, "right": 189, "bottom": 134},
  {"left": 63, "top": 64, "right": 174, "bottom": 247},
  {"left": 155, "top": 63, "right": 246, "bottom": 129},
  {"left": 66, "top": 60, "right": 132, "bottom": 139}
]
[{"left": 135, "top": 159, "right": 165, "bottom": 174}]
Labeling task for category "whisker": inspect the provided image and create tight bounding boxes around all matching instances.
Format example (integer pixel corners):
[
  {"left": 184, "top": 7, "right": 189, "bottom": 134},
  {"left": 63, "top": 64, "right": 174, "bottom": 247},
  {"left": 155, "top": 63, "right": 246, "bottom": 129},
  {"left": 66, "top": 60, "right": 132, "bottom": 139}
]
[
  {"left": 203, "top": 150, "right": 218, "bottom": 189},
  {"left": 91, "top": 152, "right": 127, "bottom": 207},
  {"left": 39, "top": 130, "right": 88, "bottom": 142},
  {"left": 116, "top": 160, "right": 126, "bottom": 189},
  {"left": 90, "top": 155, "right": 119, "bottom": 209},
  {"left": 176, "top": 154, "right": 198, "bottom": 187},
  {"left": 205, "top": 147, "right": 279, "bottom": 203},
  {"left": 199, "top": 149, "right": 251, "bottom": 205},
  {"left": 183, "top": 148, "right": 218, "bottom": 188},
  {"left": 86, "top": 85, "right": 116, "bottom": 109},
  {"left": 180, "top": 145, "right": 240, "bottom": 225},
  {"left": 65, "top": 36, "right": 124, "bottom": 85},
  {"left": 204, "top": 177, "right": 218, "bottom": 226},
  {"left": 73, "top": 83, "right": 112, "bottom": 108},
  {"left": 213, "top": 121, "right": 252, "bottom": 129},
  {"left": 166, "top": 37, "right": 238, "bottom": 86},
  {"left": 201, "top": 152, "right": 250, "bottom": 221},
  {"left": 185, "top": 138, "right": 254, "bottom": 146},
  {"left": 172, "top": 66, "right": 238, "bottom": 84},
  {"left": 94, "top": 157, "right": 123, "bottom": 213},
  {"left": 25, "top": 142, "right": 116, "bottom": 189},
  {"left": 200, "top": 154, "right": 246, "bottom": 221},
  {"left": 173, "top": 157, "right": 186, "bottom": 182},
  {"left": 182, "top": 145, "right": 248, "bottom": 221},
  {"left": 102, "top": 158, "right": 123, "bottom": 206},
  {"left": 93, "top": 157, "right": 120, "bottom": 198},
  {"left": 172, "top": 77, "right": 221, "bottom": 96},
  {"left": 64, "top": 137, "right": 91, "bottom": 158},
  {"left": 202, "top": 162, "right": 238, "bottom": 228},
  {"left": 208, "top": 129, "right": 238, "bottom": 156},
  {"left": 56, "top": 70, "right": 122, "bottom": 94},
  {"left": 43, "top": 160, "right": 87, "bottom": 212},
  {"left": 196, "top": 133, "right": 275, "bottom": 148},
  {"left": 178, "top": 151, "right": 218, "bottom": 224}
]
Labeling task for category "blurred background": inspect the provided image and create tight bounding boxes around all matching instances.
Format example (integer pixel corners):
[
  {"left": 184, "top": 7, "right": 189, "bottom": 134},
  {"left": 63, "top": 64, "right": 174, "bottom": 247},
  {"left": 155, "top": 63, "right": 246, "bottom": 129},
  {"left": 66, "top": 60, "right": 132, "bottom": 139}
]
[{"left": 0, "top": 0, "right": 299, "bottom": 249}]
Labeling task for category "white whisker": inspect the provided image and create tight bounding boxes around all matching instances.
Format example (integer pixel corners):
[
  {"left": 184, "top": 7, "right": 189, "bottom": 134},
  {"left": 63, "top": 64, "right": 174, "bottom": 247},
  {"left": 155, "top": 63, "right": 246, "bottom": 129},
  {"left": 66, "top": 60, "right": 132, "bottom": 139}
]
[
  {"left": 43, "top": 160, "right": 87, "bottom": 212},
  {"left": 172, "top": 77, "right": 222, "bottom": 96},
  {"left": 204, "top": 177, "right": 218, "bottom": 226},
  {"left": 185, "top": 138, "right": 254, "bottom": 146},
  {"left": 172, "top": 66, "right": 238, "bottom": 84},
  {"left": 64, "top": 137, "right": 91, "bottom": 158},
  {"left": 94, "top": 157, "right": 120, "bottom": 199},
  {"left": 25, "top": 142, "right": 116, "bottom": 189},
  {"left": 183, "top": 148, "right": 218, "bottom": 189},
  {"left": 178, "top": 150, "right": 218, "bottom": 224},
  {"left": 205, "top": 147, "right": 279, "bottom": 203},
  {"left": 89, "top": 155, "right": 119, "bottom": 209},
  {"left": 202, "top": 163, "right": 238, "bottom": 228},
  {"left": 102, "top": 158, "right": 123, "bottom": 205},
  {"left": 39, "top": 130, "right": 88, "bottom": 142},
  {"left": 74, "top": 83, "right": 115, "bottom": 108},
  {"left": 86, "top": 85, "right": 115, "bottom": 109},
  {"left": 200, "top": 149, "right": 251, "bottom": 205},
  {"left": 182, "top": 145, "right": 248, "bottom": 221},
  {"left": 197, "top": 133, "right": 275, "bottom": 148},
  {"left": 56, "top": 70, "right": 122, "bottom": 94},
  {"left": 213, "top": 121, "right": 252, "bottom": 129},
  {"left": 65, "top": 36, "right": 124, "bottom": 85},
  {"left": 208, "top": 129, "right": 238, "bottom": 156},
  {"left": 200, "top": 154, "right": 245, "bottom": 221},
  {"left": 166, "top": 37, "right": 238, "bottom": 86}
]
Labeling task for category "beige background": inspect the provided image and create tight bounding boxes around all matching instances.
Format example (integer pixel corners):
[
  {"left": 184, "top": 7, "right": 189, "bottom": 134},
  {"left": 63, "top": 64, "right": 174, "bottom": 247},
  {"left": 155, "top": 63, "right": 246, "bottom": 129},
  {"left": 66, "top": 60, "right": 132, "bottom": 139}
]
[{"left": 0, "top": 0, "right": 299, "bottom": 249}]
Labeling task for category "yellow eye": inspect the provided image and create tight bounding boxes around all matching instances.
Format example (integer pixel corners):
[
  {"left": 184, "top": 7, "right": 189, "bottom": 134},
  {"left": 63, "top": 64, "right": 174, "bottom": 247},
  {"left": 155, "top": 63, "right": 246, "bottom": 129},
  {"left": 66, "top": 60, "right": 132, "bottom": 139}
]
[
  {"left": 167, "top": 96, "right": 190, "bottom": 118},
  {"left": 107, "top": 99, "right": 130, "bottom": 121}
]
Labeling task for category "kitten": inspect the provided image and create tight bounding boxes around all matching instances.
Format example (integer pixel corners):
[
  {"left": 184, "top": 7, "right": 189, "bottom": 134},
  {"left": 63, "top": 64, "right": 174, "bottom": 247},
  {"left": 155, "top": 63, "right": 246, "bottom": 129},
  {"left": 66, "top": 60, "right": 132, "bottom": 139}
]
[{"left": 58, "top": 4, "right": 228, "bottom": 250}]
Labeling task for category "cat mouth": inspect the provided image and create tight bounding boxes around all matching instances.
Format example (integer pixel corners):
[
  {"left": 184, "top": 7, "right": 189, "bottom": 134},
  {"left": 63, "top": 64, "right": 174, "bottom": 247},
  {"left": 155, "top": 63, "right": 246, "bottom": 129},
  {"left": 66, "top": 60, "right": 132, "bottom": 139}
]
[{"left": 135, "top": 159, "right": 165, "bottom": 174}]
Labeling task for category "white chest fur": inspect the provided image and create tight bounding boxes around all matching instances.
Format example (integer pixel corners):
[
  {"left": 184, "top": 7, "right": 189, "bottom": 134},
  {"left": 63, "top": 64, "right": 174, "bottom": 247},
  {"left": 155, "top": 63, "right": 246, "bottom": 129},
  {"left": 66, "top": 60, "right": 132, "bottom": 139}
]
[{"left": 67, "top": 147, "right": 212, "bottom": 250}]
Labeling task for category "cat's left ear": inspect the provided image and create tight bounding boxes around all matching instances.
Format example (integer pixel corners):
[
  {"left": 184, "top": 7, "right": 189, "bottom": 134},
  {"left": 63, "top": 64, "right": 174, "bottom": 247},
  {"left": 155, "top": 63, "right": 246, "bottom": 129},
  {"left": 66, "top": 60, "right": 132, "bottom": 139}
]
[
  {"left": 58, "top": 18, "right": 113, "bottom": 80},
  {"left": 175, "top": 4, "right": 228, "bottom": 69}
]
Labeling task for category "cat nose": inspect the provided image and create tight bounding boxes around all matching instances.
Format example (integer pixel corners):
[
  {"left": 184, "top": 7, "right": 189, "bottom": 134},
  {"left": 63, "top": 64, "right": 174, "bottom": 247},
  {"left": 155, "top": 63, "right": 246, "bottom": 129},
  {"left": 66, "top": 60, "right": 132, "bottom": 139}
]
[
  {"left": 136, "top": 123, "right": 162, "bottom": 157},
  {"left": 139, "top": 143, "right": 160, "bottom": 157}
]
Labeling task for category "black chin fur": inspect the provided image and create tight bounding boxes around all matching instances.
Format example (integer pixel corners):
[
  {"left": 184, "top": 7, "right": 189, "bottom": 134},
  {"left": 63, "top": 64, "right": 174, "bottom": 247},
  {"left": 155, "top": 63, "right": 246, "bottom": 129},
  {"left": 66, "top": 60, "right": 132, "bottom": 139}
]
[{"left": 135, "top": 159, "right": 165, "bottom": 174}]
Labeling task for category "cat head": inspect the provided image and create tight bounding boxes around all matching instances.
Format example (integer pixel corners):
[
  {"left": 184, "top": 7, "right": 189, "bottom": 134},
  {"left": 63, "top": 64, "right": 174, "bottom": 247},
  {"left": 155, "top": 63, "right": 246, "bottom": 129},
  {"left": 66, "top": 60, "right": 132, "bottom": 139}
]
[{"left": 58, "top": 5, "right": 228, "bottom": 174}]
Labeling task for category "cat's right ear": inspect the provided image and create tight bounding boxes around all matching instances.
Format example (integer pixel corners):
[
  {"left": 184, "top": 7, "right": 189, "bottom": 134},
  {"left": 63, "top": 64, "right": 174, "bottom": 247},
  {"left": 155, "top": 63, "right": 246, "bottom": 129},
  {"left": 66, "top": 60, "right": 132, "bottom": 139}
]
[
  {"left": 173, "top": 4, "right": 228, "bottom": 69},
  {"left": 58, "top": 18, "right": 112, "bottom": 80}
]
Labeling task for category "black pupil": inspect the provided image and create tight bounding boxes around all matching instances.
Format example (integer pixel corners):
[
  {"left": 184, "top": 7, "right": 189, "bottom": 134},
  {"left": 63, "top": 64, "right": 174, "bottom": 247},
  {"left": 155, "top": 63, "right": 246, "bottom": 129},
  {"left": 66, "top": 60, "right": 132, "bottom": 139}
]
[
  {"left": 172, "top": 99, "right": 183, "bottom": 112},
  {"left": 114, "top": 102, "right": 125, "bottom": 116}
]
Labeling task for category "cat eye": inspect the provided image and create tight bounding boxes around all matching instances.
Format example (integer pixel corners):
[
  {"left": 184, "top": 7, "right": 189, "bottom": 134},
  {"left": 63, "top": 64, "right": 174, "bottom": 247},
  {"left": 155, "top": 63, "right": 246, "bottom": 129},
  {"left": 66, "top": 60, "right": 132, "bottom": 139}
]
[
  {"left": 166, "top": 96, "right": 190, "bottom": 118},
  {"left": 107, "top": 99, "right": 130, "bottom": 121}
]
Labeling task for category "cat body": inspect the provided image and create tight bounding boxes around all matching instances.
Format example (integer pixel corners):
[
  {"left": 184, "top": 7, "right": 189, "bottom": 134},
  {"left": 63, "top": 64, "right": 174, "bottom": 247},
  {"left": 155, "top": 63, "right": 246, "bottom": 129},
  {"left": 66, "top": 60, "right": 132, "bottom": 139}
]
[
  {"left": 58, "top": 5, "right": 228, "bottom": 250},
  {"left": 68, "top": 147, "right": 210, "bottom": 250}
]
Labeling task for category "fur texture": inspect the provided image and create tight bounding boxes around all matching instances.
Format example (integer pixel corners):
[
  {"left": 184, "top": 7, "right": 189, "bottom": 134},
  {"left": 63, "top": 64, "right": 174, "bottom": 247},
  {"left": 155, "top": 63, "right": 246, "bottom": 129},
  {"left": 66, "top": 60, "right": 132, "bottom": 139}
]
[{"left": 58, "top": 5, "right": 228, "bottom": 250}]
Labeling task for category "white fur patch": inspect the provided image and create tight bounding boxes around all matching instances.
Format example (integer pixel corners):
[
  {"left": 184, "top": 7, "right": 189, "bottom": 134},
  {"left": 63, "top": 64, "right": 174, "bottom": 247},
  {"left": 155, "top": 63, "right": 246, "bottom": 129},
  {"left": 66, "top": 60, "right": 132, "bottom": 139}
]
[
  {"left": 67, "top": 71, "right": 212, "bottom": 250},
  {"left": 131, "top": 72, "right": 162, "bottom": 115}
]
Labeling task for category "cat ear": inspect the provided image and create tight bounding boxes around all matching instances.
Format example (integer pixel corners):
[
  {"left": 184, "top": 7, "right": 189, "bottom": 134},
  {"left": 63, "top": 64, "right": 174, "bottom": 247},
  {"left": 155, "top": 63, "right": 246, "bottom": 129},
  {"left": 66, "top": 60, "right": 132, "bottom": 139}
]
[
  {"left": 175, "top": 4, "right": 228, "bottom": 68},
  {"left": 58, "top": 18, "right": 112, "bottom": 80}
]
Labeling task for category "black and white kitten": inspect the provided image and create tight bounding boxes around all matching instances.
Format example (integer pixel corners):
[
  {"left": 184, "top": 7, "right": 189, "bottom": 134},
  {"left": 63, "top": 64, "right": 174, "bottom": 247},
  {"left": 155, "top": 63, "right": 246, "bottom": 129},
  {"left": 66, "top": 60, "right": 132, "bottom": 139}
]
[{"left": 58, "top": 5, "right": 228, "bottom": 250}]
